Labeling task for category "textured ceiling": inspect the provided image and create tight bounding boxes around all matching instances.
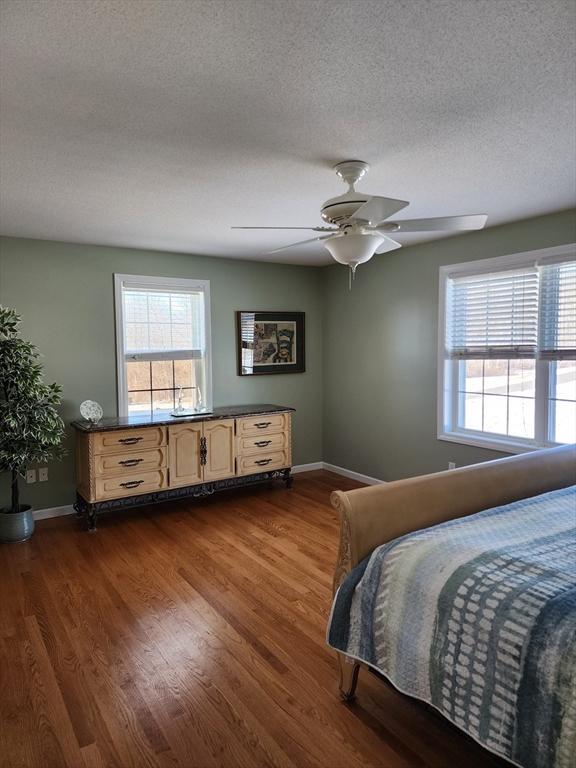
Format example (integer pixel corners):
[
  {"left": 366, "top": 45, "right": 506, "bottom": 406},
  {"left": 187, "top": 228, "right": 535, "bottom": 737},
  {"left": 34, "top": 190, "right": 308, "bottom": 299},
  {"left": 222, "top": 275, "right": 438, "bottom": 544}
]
[{"left": 0, "top": 0, "right": 575, "bottom": 265}]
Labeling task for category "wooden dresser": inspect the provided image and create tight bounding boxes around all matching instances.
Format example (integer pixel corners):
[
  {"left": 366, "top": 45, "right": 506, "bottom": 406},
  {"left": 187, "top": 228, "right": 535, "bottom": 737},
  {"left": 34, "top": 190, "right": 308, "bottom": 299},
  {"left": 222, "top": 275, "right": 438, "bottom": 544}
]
[{"left": 71, "top": 404, "right": 294, "bottom": 530}]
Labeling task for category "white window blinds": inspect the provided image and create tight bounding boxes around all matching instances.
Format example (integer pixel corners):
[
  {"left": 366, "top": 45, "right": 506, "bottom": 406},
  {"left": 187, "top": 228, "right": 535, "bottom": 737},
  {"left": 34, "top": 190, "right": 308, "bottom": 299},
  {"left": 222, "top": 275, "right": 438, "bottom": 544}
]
[
  {"left": 122, "top": 285, "right": 205, "bottom": 361},
  {"left": 538, "top": 259, "right": 576, "bottom": 360},
  {"left": 445, "top": 267, "right": 539, "bottom": 359}
]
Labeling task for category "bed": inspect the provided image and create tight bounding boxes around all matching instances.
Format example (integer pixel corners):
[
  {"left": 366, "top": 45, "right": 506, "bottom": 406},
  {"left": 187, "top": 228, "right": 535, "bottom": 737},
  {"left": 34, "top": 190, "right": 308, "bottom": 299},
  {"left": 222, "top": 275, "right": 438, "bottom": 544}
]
[{"left": 327, "top": 444, "right": 576, "bottom": 768}]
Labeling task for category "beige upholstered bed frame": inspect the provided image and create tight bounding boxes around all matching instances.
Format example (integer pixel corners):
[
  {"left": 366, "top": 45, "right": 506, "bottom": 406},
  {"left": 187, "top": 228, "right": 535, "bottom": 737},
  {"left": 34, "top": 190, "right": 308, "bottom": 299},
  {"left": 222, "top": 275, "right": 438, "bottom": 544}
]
[{"left": 330, "top": 444, "right": 576, "bottom": 699}]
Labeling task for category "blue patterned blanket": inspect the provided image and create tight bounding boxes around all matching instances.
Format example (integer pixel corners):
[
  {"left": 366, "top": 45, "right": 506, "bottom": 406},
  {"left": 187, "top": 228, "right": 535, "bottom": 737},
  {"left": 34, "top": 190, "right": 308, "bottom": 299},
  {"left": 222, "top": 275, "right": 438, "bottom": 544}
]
[{"left": 327, "top": 485, "right": 576, "bottom": 768}]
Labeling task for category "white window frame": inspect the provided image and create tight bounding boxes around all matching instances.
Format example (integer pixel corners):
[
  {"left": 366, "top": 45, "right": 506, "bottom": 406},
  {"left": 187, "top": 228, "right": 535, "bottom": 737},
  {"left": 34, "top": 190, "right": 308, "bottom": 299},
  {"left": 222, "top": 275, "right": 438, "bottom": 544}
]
[
  {"left": 114, "top": 274, "right": 213, "bottom": 417},
  {"left": 437, "top": 245, "right": 574, "bottom": 454}
]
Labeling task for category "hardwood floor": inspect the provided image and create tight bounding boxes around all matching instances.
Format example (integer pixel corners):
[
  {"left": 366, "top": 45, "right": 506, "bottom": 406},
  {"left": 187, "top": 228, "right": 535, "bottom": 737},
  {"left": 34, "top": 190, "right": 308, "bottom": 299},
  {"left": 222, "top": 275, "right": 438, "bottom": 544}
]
[{"left": 0, "top": 470, "right": 508, "bottom": 768}]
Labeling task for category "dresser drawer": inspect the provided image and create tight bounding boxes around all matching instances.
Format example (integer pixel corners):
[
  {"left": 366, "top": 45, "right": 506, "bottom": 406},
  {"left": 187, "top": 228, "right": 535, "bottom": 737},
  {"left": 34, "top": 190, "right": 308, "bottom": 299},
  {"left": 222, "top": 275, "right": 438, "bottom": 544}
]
[
  {"left": 237, "top": 450, "right": 290, "bottom": 476},
  {"left": 93, "top": 427, "right": 167, "bottom": 455},
  {"left": 236, "top": 413, "right": 288, "bottom": 437},
  {"left": 237, "top": 432, "right": 288, "bottom": 456},
  {"left": 94, "top": 447, "right": 167, "bottom": 477},
  {"left": 94, "top": 469, "right": 168, "bottom": 501}
]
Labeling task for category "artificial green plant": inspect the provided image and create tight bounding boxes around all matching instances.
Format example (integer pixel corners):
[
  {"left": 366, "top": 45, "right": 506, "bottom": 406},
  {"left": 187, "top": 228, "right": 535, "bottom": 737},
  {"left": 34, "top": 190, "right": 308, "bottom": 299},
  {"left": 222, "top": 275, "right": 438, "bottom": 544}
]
[{"left": 0, "top": 306, "right": 65, "bottom": 513}]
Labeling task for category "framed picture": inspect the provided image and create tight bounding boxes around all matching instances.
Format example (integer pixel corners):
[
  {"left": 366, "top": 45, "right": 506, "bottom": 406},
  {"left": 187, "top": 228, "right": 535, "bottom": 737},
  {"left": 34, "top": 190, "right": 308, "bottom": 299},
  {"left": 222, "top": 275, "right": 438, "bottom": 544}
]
[{"left": 236, "top": 311, "right": 305, "bottom": 375}]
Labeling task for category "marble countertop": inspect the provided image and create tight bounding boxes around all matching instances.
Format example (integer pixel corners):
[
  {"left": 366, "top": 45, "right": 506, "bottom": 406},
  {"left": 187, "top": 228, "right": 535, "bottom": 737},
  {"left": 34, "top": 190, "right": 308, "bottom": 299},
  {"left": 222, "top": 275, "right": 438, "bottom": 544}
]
[{"left": 71, "top": 404, "right": 295, "bottom": 432}]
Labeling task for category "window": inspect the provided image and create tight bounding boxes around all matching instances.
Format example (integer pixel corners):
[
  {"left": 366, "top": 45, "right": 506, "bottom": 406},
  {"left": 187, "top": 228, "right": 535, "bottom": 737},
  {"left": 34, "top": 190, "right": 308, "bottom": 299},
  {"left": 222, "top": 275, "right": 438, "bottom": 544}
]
[
  {"left": 114, "top": 275, "right": 212, "bottom": 416},
  {"left": 438, "top": 246, "right": 576, "bottom": 452}
]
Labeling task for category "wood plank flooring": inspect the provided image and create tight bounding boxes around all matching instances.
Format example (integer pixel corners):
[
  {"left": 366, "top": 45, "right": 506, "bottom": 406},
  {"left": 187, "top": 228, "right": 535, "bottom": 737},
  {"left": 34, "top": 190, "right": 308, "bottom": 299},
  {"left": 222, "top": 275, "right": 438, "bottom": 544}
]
[{"left": 0, "top": 470, "right": 508, "bottom": 768}]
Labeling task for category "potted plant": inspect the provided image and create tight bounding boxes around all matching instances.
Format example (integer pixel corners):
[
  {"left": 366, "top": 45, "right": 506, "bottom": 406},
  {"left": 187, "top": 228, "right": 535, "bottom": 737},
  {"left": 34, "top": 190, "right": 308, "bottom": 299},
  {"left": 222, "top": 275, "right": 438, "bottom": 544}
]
[{"left": 0, "top": 306, "right": 65, "bottom": 542}]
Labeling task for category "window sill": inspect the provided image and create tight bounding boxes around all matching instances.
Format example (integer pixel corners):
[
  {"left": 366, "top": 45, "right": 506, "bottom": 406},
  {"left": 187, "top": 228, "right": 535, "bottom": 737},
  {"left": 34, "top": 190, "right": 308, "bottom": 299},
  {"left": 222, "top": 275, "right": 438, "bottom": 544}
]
[{"left": 437, "top": 431, "right": 554, "bottom": 455}]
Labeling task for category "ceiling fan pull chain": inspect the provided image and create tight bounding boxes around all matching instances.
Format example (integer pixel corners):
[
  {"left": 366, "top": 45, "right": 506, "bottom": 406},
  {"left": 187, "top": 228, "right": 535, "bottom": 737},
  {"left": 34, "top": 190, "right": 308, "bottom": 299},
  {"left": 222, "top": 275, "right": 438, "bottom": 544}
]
[{"left": 349, "top": 263, "right": 358, "bottom": 291}]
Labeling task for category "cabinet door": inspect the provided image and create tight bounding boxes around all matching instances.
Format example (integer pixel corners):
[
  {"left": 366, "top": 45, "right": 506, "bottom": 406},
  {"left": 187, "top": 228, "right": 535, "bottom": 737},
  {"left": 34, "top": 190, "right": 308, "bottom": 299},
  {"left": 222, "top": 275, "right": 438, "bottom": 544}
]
[
  {"left": 168, "top": 424, "right": 203, "bottom": 487},
  {"left": 203, "top": 419, "right": 235, "bottom": 482}
]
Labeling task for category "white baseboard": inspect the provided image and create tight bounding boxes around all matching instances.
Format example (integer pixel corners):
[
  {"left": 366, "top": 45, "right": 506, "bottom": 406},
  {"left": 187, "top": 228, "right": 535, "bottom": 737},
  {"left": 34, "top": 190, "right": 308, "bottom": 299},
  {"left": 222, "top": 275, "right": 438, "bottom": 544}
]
[
  {"left": 293, "top": 461, "right": 385, "bottom": 485},
  {"left": 292, "top": 462, "right": 324, "bottom": 473},
  {"left": 34, "top": 504, "right": 75, "bottom": 521},
  {"left": 32, "top": 463, "right": 382, "bottom": 521},
  {"left": 322, "top": 463, "right": 385, "bottom": 485}
]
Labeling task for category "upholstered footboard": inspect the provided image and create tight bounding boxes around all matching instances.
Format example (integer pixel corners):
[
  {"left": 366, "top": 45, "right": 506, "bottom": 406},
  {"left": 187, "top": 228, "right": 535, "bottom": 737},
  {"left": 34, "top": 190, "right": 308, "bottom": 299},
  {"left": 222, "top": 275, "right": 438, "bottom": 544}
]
[{"left": 330, "top": 444, "right": 576, "bottom": 700}]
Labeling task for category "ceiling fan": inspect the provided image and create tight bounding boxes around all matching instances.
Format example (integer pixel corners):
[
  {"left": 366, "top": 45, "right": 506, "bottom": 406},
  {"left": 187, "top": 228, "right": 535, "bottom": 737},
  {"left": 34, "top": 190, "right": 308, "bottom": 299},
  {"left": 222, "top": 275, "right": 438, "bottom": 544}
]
[{"left": 232, "top": 160, "right": 487, "bottom": 285}]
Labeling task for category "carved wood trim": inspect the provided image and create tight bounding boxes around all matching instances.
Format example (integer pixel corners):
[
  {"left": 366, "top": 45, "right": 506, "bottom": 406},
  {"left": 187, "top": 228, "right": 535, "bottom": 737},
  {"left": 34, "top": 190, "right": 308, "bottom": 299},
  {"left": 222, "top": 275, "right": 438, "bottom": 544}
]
[
  {"left": 88, "top": 434, "right": 96, "bottom": 501},
  {"left": 331, "top": 490, "right": 354, "bottom": 595},
  {"left": 283, "top": 413, "right": 292, "bottom": 467},
  {"left": 74, "top": 468, "right": 293, "bottom": 530}
]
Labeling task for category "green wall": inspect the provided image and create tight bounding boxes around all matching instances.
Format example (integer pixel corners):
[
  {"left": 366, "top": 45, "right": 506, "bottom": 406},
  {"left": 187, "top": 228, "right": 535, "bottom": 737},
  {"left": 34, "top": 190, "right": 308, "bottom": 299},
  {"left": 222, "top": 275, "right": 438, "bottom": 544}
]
[
  {"left": 0, "top": 237, "right": 324, "bottom": 508},
  {"left": 1, "top": 208, "right": 574, "bottom": 509},
  {"left": 322, "top": 208, "right": 576, "bottom": 480}
]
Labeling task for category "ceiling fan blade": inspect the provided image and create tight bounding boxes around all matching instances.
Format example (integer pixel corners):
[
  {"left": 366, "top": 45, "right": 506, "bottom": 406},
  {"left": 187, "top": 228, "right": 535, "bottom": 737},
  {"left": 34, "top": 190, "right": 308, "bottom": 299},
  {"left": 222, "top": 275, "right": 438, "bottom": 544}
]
[
  {"left": 231, "top": 226, "right": 336, "bottom": 231},
  {"left": 267, "top": 234, "right": 333, "bottom": 254},
  {"left": 351, "top": 196, "right": 409, "bottom": 225},
  {"left": 375, "top": 235, "right": 403, "bottom": 255},
  {"left": 379, "top": 214, "right": 487, "bottom": 233}
]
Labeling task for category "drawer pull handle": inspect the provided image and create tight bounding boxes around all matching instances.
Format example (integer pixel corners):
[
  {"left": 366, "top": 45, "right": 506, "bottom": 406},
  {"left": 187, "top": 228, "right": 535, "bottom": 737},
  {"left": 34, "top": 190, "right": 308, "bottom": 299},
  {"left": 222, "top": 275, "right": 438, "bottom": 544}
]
[
  {"left": 255, "top": 440, "right": 272, "bottom": 447},
  {"left": 118, "top": 437, "right": 143, "bottom": 445},
  {"left": 119, "top": 480, "right": 144, "bottom": 489},
  {"left": 255, "top": 458, "right": 272, "bottom": 466},
  {"left": 254, "top": 422, "right": 272, "bottom": 429},
  {"left": 119, "top": 459, "right": 143, "bottom": 467}
]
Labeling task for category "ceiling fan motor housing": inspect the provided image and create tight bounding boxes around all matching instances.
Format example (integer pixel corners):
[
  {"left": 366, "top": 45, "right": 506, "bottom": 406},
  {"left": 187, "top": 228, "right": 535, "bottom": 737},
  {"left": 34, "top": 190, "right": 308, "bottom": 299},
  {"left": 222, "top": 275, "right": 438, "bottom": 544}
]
[
  {"left": 321, "top": 160, "right": 372, "bottom": 224},
  {"left": 321, "top": 191, "right": 371, "bottom": 224}
]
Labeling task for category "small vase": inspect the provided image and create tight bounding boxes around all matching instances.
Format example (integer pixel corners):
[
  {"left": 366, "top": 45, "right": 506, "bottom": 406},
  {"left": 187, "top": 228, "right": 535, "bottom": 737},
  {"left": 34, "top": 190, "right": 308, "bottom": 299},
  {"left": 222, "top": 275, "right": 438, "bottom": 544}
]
[{"left": 0, "top": 504, "right": 35, "bottom": 543}]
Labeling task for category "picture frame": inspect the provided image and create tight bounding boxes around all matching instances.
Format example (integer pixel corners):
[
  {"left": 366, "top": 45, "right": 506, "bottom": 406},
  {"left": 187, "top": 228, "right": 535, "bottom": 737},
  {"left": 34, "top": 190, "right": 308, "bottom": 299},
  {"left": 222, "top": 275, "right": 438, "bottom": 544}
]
[{"left": 236, "top": 311, "right": 305, "bottom": 376}]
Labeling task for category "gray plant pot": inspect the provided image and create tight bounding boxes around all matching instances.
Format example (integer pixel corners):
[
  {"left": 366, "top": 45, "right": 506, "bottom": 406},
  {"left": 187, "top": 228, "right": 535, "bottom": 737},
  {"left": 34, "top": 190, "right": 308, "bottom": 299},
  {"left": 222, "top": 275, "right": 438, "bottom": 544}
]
[{"left": 0, "top": 504, "right": 35, "bottom": 543}]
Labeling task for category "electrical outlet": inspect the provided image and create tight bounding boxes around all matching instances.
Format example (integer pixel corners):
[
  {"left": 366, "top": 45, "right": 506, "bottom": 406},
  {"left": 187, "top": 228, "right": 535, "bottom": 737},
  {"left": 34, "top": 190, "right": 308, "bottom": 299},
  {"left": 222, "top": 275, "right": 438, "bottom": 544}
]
[
  {"left": 448, "top": 462, "right": 456, "bottom": 470},
  {"left": 39, "top": 467, "right": 48, "bottom": 482},
  {"left": 26, "top": 469, "right": 37, "bottom": 484}
]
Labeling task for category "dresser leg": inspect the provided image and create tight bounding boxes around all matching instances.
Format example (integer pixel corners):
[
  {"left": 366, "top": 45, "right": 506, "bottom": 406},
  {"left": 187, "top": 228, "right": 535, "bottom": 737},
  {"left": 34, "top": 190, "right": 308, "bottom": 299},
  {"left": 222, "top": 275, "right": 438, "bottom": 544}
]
[
  {"left": 74, "top": 494, "right": 95, "bottom": 531},
  {"left": 283, "top": 469, "right": 293, "bottom": 489},
  {"left": 73, "top": 497, "right": 85, "bottom": 519},
  {"left": 87, "top": 508, "right": 98, "bottom": 532}
]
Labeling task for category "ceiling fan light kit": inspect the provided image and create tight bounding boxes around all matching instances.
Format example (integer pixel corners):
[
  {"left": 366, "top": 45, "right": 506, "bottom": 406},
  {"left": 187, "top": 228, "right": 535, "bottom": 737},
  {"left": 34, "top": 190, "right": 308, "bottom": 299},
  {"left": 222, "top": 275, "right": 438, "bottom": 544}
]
[
  {"left": 232, "top": 160, "right": 488, "bottom": 288},
  {"left": 322, "top": 231, "right": 385, "bottom": 266},
  {"left": 323, "top": 231, "right": 385, "bottom": 287}
]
